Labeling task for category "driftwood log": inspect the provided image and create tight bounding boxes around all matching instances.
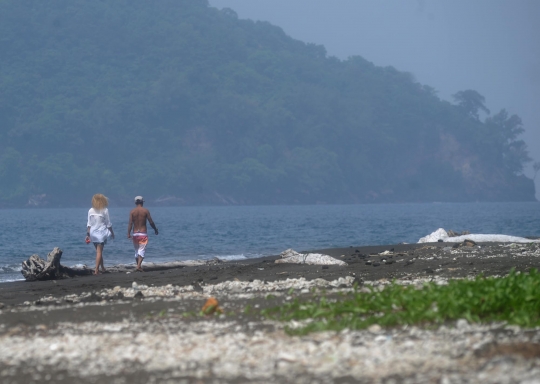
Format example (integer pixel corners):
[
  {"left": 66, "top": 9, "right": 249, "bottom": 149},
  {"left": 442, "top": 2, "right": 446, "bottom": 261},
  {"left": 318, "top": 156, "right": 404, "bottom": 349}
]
[{"left": 21, "top": 248, "right": 93, "bottom": 281}]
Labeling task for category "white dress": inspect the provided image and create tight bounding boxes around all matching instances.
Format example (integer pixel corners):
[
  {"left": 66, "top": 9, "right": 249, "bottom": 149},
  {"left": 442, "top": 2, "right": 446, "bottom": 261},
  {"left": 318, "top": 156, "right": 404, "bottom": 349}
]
[{"left": 87, "top": 208, "right": 112, "bottom": 243}]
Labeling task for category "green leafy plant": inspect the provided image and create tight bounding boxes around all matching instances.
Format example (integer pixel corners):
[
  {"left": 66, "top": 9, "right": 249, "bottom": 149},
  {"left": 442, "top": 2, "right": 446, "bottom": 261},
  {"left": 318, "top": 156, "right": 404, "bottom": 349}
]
[
  {"left": 262, "top": 269, "right": 540, "bottom": 335},
  {"left": 158, "top": 309, "right": 167, "bottom": 317}
]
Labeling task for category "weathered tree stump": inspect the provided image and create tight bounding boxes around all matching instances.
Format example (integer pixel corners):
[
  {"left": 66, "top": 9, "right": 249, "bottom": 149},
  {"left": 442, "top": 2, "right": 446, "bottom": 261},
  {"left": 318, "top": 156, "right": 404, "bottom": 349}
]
[{"left": 21, "top": 248, "right": 93, "bottom": 281}]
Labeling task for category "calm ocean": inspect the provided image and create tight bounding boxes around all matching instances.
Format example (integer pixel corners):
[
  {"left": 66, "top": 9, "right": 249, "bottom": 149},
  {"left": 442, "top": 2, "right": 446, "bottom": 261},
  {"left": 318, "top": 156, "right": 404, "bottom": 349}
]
[{"left": 1, "top": 202, "right": 539, "bottom": 282}]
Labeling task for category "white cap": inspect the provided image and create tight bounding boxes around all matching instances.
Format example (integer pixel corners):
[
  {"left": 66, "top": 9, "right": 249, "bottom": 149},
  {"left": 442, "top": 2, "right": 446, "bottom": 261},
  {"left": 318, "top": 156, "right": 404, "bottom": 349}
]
[{"left": 134, "top": 196, "right": 144, "bottom": 203}]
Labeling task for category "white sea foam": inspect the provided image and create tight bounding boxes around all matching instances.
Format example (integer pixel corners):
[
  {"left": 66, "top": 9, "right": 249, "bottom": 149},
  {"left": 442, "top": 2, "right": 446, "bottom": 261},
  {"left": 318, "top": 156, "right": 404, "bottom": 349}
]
[
  {"left": 0, "top": 265, "right": 22, "bottom": 272},
  {"left": 418, "top": 228, "right": 540, "bottom": 243},
  {"left": 178, "top": 254, "right": 250, "bottom": 263},
  {"left": 0, "top": 263, "right": 23, "bottom": 283},
  {"left": 214, "top": 254, "right": 248, "bottom": 261},
  {"left": 0, "top": 276, "right": 24, "bottom": 283}
]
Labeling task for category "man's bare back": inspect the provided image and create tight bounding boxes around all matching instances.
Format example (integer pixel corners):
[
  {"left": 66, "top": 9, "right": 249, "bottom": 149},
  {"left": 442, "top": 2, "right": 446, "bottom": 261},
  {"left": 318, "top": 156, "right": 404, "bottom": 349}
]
[
  {"left": 128, "top": 197, "right": 158, "bottom": 272},
  {"left": 127, "top": 206, "right": 158, "bottom": 236}
]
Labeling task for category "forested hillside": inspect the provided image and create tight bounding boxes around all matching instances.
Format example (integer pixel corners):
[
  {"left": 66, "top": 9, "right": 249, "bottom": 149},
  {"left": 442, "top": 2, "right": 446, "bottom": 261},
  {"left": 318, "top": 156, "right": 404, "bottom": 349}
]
[{"left": 0, "top": 0, "right": 535, "bottom": 207}]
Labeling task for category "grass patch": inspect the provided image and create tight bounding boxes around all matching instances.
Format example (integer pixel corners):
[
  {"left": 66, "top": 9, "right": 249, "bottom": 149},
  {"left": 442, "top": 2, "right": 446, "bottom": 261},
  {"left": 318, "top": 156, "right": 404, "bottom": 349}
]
[{"left": 261, "top": 269, "right": 540, "bottom": 335}]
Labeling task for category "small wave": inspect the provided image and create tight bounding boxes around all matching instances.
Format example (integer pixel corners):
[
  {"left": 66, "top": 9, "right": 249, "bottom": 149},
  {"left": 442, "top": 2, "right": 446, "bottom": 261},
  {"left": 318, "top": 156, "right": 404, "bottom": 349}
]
[
  {"left": 0, "top": 265, "right": 22, "bottom": 273},
  {"left": 71, "top": 263, "right": 89, "bottom": 269},
  {"left": 214, "top": 254, "right": 249, "bottom": 261},
  {"left": 184, "top": 254, "right": 251, "bottom": 262},
  {"left": 0, "top": 276, "right": 24, "bottom": 283},
  {"left": 0, "top": 266, "right": 24, "bottom": 283}
]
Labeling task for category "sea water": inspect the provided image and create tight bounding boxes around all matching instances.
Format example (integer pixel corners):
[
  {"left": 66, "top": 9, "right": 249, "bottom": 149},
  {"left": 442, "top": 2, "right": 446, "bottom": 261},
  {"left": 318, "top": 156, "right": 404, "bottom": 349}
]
[{"left": 1, "top": 202, "right": 539, "bottom": 282}]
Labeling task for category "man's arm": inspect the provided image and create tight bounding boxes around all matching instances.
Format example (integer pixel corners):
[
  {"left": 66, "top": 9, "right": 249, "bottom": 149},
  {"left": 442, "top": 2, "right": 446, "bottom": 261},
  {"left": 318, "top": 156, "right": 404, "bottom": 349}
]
[
  {"left": 127, "top": 212, "right": 133, "bottom": 238},
  {"left": 147, "top": 211, "right": 158, "bottom": 235}
]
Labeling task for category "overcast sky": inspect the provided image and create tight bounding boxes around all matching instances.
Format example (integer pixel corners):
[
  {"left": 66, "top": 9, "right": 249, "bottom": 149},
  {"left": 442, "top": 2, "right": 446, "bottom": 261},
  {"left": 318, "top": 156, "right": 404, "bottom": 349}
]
[{"left": 209, "top": 0, "right": 540, "bottom": 196}]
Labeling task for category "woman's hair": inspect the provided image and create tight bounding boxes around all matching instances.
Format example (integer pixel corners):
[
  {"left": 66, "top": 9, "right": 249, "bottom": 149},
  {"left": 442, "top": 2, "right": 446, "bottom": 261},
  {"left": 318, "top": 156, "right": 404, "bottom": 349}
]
[{"left": 92, "top": 194, "right": 109, "bottom": 210}]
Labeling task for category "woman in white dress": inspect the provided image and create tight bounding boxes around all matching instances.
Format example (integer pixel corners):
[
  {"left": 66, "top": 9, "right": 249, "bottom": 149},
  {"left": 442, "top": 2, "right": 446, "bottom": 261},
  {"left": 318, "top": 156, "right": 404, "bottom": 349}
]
[{"left": 85, "top": 194, "right": 115, "bottom": 275}]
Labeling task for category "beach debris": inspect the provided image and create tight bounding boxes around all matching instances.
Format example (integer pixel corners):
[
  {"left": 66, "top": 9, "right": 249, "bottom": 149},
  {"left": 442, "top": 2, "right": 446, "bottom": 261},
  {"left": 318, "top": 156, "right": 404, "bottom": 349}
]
[
  {"left": 463, "top": 239, "right": 477, "bottom": 247},
  {"left": 21, "top": 248, "right": 92, "bottom": 281},
  {"left": 132, "top": 282, "right": 149, "bottom": 291},
  {"left": 418, "top": 228, "right": 540, "bottom": 244},
  {"left": 201, "top": 297, "right": 223, "bottom": 315},
  {"left": 447, "top": 230, "right": 470, "bottom": 237},
  {"left": 192, "top": 282, "right": 204, "bottom": 292},
  {"left": 80, "top": 293, "right": 102, "bottom": 303},
  {"left": 275, "top": 249, "right": 347, "bottom": 266},
  {"left": 1, "top": 305, "right": 539, "bottom": 383}
]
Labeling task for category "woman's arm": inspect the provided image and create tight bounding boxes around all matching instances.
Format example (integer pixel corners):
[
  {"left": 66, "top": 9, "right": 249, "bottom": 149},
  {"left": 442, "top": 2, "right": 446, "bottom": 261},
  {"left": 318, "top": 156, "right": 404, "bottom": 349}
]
[
  {"left": 86, "top": 225, "right": 91, "bottom": 240},
  {"left": 109, "top": 226, "right": 115, "bottom": 239}
]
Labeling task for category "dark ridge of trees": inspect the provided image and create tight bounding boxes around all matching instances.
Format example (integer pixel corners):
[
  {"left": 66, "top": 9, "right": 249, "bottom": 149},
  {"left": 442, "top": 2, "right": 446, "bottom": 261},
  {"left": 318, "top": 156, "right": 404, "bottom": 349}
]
[{"left": 0, "top": 0, "right": 535, "bottom": 207}]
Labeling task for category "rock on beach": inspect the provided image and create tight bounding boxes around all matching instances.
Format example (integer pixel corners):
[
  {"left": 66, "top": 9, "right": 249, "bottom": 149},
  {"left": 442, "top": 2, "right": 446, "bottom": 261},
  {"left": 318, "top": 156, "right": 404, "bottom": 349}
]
[{"left": 275, "top": 248, "right": 347, "bottom": 266}]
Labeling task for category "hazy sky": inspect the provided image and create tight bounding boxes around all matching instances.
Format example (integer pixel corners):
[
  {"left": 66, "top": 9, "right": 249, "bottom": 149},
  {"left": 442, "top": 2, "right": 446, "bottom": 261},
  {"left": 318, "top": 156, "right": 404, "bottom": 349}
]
[{"left": 209, "top": 0, "right": 540, "bottom": 196}]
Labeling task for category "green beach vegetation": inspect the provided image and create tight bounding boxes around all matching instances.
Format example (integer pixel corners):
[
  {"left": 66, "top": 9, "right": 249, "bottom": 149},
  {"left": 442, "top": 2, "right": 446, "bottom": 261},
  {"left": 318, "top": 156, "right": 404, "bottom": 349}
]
[
  {"left": 0, "top": 0, "right": 535, "bottom": 207},
  {"left": 261, "top": 269, "right": 540, "bottom": 335}
]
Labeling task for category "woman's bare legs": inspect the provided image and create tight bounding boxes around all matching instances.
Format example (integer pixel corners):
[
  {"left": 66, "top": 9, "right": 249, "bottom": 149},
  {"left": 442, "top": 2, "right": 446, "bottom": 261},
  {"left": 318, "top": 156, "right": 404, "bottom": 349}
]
[
  {"left": 100, "top": 255, "right": 107, "bottom": 273},
  {"left": 94, "top": 244, "right": 104, "bottom": 274}
]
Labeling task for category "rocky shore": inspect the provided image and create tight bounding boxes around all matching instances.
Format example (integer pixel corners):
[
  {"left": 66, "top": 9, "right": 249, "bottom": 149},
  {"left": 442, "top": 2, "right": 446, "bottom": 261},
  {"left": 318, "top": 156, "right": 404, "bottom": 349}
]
[{"left": 1, "top": 242, "right": 540, "bottom": 383}]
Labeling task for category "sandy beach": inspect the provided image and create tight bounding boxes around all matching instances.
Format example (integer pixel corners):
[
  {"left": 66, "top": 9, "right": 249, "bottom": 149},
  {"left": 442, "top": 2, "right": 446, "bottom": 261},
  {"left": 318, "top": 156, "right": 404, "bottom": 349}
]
[{"left": 1, "top": 242, "right": 540, "bottom": 383}]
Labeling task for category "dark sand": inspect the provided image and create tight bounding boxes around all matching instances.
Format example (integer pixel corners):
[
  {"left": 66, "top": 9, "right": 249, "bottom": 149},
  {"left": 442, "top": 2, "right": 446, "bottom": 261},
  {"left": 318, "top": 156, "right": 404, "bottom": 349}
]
[
  {"left": 2, "top": 242, "right": 538, "bottom": 308},
  {"left": 1, "top": 242, "right": 540, "bottom": 383}
]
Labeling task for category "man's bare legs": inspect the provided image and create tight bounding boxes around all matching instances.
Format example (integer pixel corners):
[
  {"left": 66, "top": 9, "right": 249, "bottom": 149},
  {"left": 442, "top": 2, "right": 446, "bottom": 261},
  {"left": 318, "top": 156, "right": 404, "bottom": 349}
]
[
  {"left": 136, "top": 255, "right": 144, "bottom": 272},
  {"left": 94, "top": 244, "right": 105, "bottom": 275}
]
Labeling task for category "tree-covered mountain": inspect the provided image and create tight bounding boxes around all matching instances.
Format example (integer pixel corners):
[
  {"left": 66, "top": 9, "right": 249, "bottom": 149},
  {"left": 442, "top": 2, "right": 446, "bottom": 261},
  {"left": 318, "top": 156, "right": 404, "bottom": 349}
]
[{"left": 0, "top": 0, "right": 535, "bottom": 207}]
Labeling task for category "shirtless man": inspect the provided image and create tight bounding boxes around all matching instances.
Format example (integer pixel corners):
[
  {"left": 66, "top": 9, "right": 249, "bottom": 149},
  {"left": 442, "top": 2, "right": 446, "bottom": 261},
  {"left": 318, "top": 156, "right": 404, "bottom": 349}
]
[{"left": 127, "top": 196, "right": 158, "bottom": 272}]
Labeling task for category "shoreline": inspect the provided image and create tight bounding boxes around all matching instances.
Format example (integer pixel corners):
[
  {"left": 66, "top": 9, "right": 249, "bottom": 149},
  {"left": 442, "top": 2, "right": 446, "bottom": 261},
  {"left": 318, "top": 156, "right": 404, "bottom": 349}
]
[
  {"left": 3, "top": 199, "right": 540, "bottom": 208},
  {"left": 1, "top": 241, "right": 538, "bottom": 307},
  {"left": 1, "top": 241, "right": 540, "bottom": 382}
]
